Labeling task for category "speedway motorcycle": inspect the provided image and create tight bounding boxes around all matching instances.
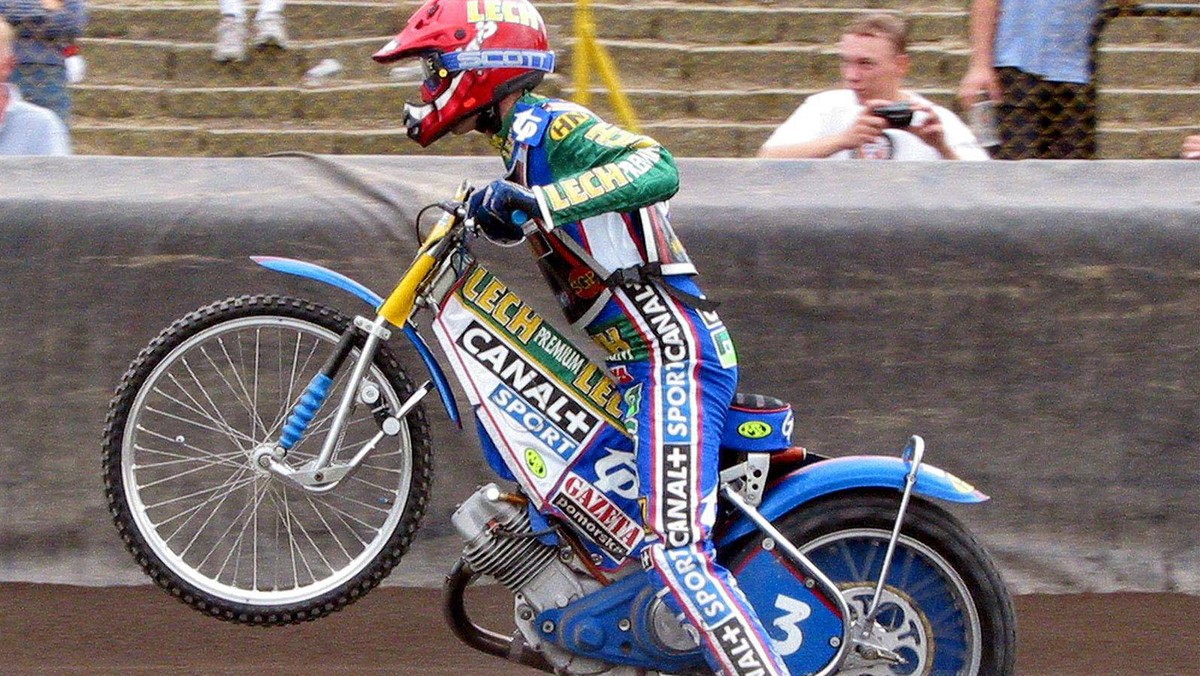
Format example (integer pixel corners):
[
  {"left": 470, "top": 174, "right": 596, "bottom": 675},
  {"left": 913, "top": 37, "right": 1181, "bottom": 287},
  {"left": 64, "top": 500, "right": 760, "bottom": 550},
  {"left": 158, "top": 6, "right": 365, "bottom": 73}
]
[{"left": 103, "top": 182, "right": 1016, "bottom": 675}]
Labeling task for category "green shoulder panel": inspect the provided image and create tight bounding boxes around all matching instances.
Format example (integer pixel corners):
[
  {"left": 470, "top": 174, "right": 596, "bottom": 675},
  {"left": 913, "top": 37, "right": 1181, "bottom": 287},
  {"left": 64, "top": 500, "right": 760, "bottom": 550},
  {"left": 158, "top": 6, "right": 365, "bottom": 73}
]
[{"left": 531, "top": 102, "right": 680, "bottom": 226}]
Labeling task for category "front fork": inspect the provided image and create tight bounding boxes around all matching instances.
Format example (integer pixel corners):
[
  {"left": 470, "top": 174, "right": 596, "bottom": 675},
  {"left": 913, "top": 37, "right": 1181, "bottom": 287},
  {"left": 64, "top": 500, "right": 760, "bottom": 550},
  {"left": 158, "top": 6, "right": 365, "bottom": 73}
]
[
  {"left": 720, "top": 435, "right": 928, "bottom": 673},
  {"left": 252, "top": 314, "right": 430, "bottom": 493}
]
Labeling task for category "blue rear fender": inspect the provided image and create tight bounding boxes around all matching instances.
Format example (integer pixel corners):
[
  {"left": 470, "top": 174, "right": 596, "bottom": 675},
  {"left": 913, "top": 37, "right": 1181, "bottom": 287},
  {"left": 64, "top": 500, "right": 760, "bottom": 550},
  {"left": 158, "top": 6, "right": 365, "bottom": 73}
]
[
  {"left": 251, "top": 256, "right": 461, "bottom": 427},
  {"left": 715, "top": 454, "right": 988, "bottom": 547}
]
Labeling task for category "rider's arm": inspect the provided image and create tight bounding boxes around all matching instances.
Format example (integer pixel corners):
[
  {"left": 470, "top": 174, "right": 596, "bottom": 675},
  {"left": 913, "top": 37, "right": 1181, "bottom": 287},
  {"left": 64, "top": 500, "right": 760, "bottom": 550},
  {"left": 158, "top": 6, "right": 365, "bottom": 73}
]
[
  {"left": 957, "top": 0, "right": 1001, "bottom": 105},
  {"left": 529, "top": 114, "right": 679, "bottom": 228},
  {"left": 758, "top": 134, "right": 848, "bottom": 159},
  {"left": 756, "top": 92, "right": 857, "bottom": 159}
]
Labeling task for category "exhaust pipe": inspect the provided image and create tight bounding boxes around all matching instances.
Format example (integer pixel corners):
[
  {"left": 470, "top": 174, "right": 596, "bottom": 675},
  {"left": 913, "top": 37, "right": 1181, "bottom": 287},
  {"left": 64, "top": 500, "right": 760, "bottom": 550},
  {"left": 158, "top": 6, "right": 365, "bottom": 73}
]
[{"left": 443, "top": 559, "right": 555, "bottom": 674}]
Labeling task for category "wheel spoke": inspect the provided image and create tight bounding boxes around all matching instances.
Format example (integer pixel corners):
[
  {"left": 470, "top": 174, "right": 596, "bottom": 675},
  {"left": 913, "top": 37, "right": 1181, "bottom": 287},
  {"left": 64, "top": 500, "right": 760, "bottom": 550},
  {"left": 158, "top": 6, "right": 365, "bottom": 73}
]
[
  {"left": 179, "top": 468, "right": 261, "bottom": 563},
  {"left": 151, "top": 383, "right": 258, "bottom": 450},
  {"left": 343, "top": 472, "right": 402, "bottom": 495},
  {"left": 132, "top": 442, "right": 244, "bottom": 472},
  {"left": 202, "top": 339, "right": 270, "bottom": 440},
  {"left": 302, "top": 494, "right": 355, "bottom": 562},
  {"left": 179, "top": 355, "right": 253, "bottom": 446},
  {"left": 262, "top": 336, "right": 324, "bottom": 441},
  {"left": 211, "top": 478, "right": 271, "bottom": 583},
  {"left": 280, "top": 487, "right": 333, "bottom": 581}
]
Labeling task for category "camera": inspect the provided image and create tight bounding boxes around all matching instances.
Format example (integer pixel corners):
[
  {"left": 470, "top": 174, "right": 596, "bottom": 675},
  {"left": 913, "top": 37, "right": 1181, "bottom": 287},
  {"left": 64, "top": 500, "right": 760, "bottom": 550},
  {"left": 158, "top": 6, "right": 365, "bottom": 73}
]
[{"left": 870, "top": 103, "right": 914, "bottom": 128}]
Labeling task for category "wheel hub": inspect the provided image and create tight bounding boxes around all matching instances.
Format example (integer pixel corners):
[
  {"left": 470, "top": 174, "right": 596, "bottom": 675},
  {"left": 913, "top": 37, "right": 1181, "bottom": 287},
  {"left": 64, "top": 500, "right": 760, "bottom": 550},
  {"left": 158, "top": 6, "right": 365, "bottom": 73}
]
[
  {"left": 251, "top": 444, "right": 286, "bottom": 477},
  {"left": 839, "top": 584, "right": 934, "bottom": 675}
]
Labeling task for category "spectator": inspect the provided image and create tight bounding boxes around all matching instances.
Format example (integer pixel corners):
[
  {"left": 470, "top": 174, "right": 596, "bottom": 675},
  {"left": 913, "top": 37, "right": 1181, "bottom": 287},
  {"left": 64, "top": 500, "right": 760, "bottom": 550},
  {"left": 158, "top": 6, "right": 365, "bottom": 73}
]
[
  {"left": 758, "top": 13, "right": 988, "bottom": 161},
  {"left": 957, "top": 0, "right": 1131, "bottom": 159},
  {"left": 213, "top": 0, "right": 287, "bottom": 63},
  {"left": 0, "top": 18, "right": 70, "bottom": 154},
  {"left": 1182, "top": 134, "right": 1200, "bottom": 160},
  {"left": 0, "top": 0, "right": 86, "bottom": 125}
]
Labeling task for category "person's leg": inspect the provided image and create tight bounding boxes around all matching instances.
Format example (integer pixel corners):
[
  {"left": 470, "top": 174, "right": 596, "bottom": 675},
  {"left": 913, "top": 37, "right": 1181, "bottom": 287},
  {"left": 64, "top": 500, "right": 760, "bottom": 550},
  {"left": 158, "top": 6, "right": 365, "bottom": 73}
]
[
  {"left": 994, "top": 67, "right": 1041, "bottom": 160},
  {"left": 1044, "top": 80, "right": 1097, "bottom": 159},
  {"left": 217, "top": 0, "right": 246, "bottom": 21},
  {"left": 213, "top": 0, "right": 248, "bottom": 62},
  {"left": 611, "top": 280, "right": 789, "bottom": 676},
  {"left": 254, "top": 0, "right": 285, "bottom": 19},
  {"left": 253, "top": 0, "right": 289, "bottom": 48}
]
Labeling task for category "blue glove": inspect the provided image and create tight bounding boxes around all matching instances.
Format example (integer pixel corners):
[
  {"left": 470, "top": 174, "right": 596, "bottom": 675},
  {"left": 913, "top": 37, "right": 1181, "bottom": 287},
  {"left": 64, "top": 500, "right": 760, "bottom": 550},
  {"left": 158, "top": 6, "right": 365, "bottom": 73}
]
[{"left": 466, "top": 180, "right": 538, "bottom": 244}]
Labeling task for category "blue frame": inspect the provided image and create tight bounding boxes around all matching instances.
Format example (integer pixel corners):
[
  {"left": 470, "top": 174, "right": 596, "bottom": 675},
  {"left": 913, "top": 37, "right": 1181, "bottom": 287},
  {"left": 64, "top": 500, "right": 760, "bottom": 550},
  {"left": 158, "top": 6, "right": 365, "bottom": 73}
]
[
  {"left": 715, "top": 455, "right": 988, "bottom": 547},
  {"left": 251, "top": 256, "right": 461, "bottom": 427}
]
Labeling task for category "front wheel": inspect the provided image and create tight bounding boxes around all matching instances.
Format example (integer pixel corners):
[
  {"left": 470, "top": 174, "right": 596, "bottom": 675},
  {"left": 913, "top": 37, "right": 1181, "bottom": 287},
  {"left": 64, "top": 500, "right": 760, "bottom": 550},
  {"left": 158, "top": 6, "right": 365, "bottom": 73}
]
[
  {"left": 102, "top": 295, "right": 433, "bottom": 625},
  {"left": 735, "top": 491, "right": 1016, "bottom": 675}
]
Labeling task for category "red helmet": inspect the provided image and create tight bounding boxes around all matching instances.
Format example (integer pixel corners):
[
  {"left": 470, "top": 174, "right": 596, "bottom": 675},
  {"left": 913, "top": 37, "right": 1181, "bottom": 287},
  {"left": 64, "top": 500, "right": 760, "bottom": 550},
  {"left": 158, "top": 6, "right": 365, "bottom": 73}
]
[{"left": 373, "top": 0, "right": 555, "bottom": 147}]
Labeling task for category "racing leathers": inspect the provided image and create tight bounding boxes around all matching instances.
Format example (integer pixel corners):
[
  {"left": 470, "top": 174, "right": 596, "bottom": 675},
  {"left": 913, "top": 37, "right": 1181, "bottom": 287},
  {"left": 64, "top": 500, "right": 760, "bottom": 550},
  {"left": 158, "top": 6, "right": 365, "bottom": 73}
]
[{"left": 490, "top": 93, "right": 790, "bottom": 676}]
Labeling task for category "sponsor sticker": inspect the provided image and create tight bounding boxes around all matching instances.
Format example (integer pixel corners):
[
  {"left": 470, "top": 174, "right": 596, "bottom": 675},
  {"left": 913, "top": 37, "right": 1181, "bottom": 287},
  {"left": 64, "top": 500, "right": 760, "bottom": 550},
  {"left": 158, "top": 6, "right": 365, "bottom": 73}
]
[
  {"left": 950, "top": 475, "right": 976, "bottom": 494},
  {"left": 712, "top": 327, "right": 738, "bottom": 369},
  {"left": 465, "top": 0, "right": 544, "bottom": 29},
  {"left": 525, "top": 448, "right": 547, "bottom": 478},
  {"left": 510, "top": 106, "right": 550, "bottom": 145},
  {"left": 781, "top": 411, "right": 794, "bottom": 440},
  {"left": 541, "top": 147, "right": 661, "bottom": 212},
  {"left": 738, "top": 421, "right": 772, "bottom": 439},
  {"left": 593, "top": 447, "right": 638, "bottom": 500},
  {"left": 630, "top": 284, "right": 698, "bottom": 548},
  {"left": 551, "top": 472, "right": 644, "bottom": 559},
  {"left": 623, "top": 382, "right": 643, "bottom": 438},
  {"left": 549, "top": 111, "right": 592, "bottom": 142},
  {"left": 457, "top": 267, "right": 625, "bottom": 427},
  {"left": 459, "top": 327, "right": 598, "bottom": 458}
]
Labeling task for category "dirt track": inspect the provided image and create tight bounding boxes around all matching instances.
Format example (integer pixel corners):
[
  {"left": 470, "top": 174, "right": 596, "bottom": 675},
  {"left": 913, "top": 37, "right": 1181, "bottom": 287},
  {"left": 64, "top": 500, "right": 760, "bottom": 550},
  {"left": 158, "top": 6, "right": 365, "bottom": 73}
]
[{"left": 0, "top": 584, "right": 1194, "bottom": 674}]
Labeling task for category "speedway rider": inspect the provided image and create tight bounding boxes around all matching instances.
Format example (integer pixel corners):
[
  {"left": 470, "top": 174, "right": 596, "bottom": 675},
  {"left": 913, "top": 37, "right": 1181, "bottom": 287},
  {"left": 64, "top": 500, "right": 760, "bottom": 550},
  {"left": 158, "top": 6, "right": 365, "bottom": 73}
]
[{"left": 373, "top": 2, "right": 789, "bottom": 674}]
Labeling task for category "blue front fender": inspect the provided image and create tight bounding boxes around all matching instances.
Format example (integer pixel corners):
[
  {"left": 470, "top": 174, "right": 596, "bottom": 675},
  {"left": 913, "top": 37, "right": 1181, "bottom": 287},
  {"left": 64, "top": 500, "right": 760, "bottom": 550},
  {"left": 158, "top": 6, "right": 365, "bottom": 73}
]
[
  {"left": 715, "top": 455, "right": 988, "bottom": 548},
  {"left": 251, "top": 256, "right": 461, "bottom": 427}
]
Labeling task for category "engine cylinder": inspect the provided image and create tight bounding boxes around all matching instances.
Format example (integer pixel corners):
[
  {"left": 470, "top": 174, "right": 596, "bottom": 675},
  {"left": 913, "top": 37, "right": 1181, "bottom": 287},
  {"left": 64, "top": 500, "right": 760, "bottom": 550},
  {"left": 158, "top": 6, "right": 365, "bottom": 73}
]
[{"left": 451, "top": 484, "right": 558, "bottom": 591}]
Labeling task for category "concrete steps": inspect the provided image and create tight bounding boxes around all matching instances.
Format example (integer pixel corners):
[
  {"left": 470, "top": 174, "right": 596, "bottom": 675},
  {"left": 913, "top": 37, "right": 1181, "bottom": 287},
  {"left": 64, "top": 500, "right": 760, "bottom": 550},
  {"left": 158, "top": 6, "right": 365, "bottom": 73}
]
[
  {"left": 69, "top": 116, "right": 776, "bottom": 157},
  {"left": 79, "top": 35, "right": 1200, "bottom": 90},
  {"left": 70, "top": 0, "right": 1200, "bottom": 158},
  {"left": 85, "top": 4, "right": 969, "bottom": 46}
]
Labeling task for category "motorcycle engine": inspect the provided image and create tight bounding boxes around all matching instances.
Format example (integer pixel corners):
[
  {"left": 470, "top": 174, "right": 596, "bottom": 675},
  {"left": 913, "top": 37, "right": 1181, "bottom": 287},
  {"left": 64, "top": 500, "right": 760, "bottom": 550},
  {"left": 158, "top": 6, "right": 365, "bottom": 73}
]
[{"left": 452, "top": 484, "right": 675, "bottom": 676}]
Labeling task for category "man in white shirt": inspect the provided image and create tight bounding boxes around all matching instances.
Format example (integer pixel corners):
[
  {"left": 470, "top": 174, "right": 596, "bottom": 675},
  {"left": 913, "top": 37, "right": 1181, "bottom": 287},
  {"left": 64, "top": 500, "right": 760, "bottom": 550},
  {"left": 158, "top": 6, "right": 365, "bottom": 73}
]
[{"left": 758, "top": 13, "right": 988, "bottom": 161}]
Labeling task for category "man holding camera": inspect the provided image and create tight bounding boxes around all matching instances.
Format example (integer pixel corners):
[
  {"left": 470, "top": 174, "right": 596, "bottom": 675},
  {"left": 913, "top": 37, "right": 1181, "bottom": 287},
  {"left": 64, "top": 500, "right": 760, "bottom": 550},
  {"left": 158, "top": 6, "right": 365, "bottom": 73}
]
[{"left": 757, "top": 13, "right": 988, "bottom": 161}]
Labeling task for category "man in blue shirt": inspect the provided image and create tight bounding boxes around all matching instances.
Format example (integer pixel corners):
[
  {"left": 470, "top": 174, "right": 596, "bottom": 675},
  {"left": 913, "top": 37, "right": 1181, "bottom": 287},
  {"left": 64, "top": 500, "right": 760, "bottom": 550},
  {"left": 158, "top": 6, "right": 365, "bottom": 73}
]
[
  {"left": 957, "top": 0, "right": 1123, "bottom": 159},
  {"left": 0, "top": 19, "right": 70, "bottom": 155},
  {"left": 0, "top": 0, "right": 87, "bottom": 124}
]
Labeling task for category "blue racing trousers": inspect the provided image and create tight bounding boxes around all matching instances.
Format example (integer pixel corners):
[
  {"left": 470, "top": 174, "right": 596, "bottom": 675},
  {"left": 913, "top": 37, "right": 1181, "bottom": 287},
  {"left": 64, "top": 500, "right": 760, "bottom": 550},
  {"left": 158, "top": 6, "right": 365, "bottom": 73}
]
[{"left": 585, "top": 276, "right": 790, "bottom": 676}]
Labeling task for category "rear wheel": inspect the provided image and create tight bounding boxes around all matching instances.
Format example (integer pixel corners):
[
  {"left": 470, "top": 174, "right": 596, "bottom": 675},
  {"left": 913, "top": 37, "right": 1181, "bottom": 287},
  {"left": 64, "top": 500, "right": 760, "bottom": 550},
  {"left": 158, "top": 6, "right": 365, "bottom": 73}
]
[
  {"left": 102, "top": 295, "right": 433, "bottom": 625},
  {"left": 735, "top": 491, "right": 1016, "bottom": 675}
]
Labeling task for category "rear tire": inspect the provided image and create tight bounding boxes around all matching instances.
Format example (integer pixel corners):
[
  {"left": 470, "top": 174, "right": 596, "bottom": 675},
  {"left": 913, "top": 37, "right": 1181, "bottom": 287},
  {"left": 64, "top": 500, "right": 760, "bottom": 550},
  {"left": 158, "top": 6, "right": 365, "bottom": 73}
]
[
  {"left": 102, "top": 295, "right": 433, "bottom": 625},
  {"left": 736, "top": 490, "right": 1016, "bottom": 675}
]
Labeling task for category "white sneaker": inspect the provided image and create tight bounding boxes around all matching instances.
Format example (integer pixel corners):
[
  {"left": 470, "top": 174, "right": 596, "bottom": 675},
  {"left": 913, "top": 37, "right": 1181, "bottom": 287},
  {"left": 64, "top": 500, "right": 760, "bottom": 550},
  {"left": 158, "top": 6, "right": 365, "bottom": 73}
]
[
  {"left": 253, "top": 13, "right": 289, "bottom": 49},
  {"left": 212, "top": 16, "right": 247, "bottom": 62}
]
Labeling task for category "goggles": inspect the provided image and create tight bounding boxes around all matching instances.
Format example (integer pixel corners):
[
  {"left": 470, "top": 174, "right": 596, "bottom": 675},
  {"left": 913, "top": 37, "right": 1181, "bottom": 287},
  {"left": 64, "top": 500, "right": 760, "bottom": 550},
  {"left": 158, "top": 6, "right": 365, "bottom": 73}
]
[{"left": 418, "top": 49, "right": 555, "bottom": 90}]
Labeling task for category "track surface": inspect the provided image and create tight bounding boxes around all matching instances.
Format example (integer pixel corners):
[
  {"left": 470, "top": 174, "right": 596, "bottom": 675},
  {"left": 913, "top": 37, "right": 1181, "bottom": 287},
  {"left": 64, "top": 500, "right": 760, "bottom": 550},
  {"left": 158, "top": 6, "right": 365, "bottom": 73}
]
[{"left": 0, "top": 584, "right": 1193, "bottom": 674}]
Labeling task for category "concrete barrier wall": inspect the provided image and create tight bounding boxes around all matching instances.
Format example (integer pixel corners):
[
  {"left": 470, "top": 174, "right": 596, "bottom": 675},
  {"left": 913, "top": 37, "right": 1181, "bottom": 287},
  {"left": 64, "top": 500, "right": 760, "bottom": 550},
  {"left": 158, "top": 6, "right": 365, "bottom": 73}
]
[{"left": 2, "top": 155, "right": 1199, "bottom": 593}]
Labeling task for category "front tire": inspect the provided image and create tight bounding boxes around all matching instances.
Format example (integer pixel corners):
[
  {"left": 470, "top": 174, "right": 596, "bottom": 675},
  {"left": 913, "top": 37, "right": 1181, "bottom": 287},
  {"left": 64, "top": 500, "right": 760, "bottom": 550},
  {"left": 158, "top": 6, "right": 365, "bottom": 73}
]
[
  {"left": 738, "top": 491, "right": 1016, "bottom": 675},
  {"left": 102, "top": 295, "right": 433, "bottom": 625}
]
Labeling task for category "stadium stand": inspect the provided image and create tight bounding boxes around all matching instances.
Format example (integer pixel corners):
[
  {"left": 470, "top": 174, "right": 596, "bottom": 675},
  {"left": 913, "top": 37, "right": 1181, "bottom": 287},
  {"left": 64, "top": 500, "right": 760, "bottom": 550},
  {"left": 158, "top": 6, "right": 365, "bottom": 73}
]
[{"left": 72, "top": 0, "right": 1200, "bottom": 157}]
